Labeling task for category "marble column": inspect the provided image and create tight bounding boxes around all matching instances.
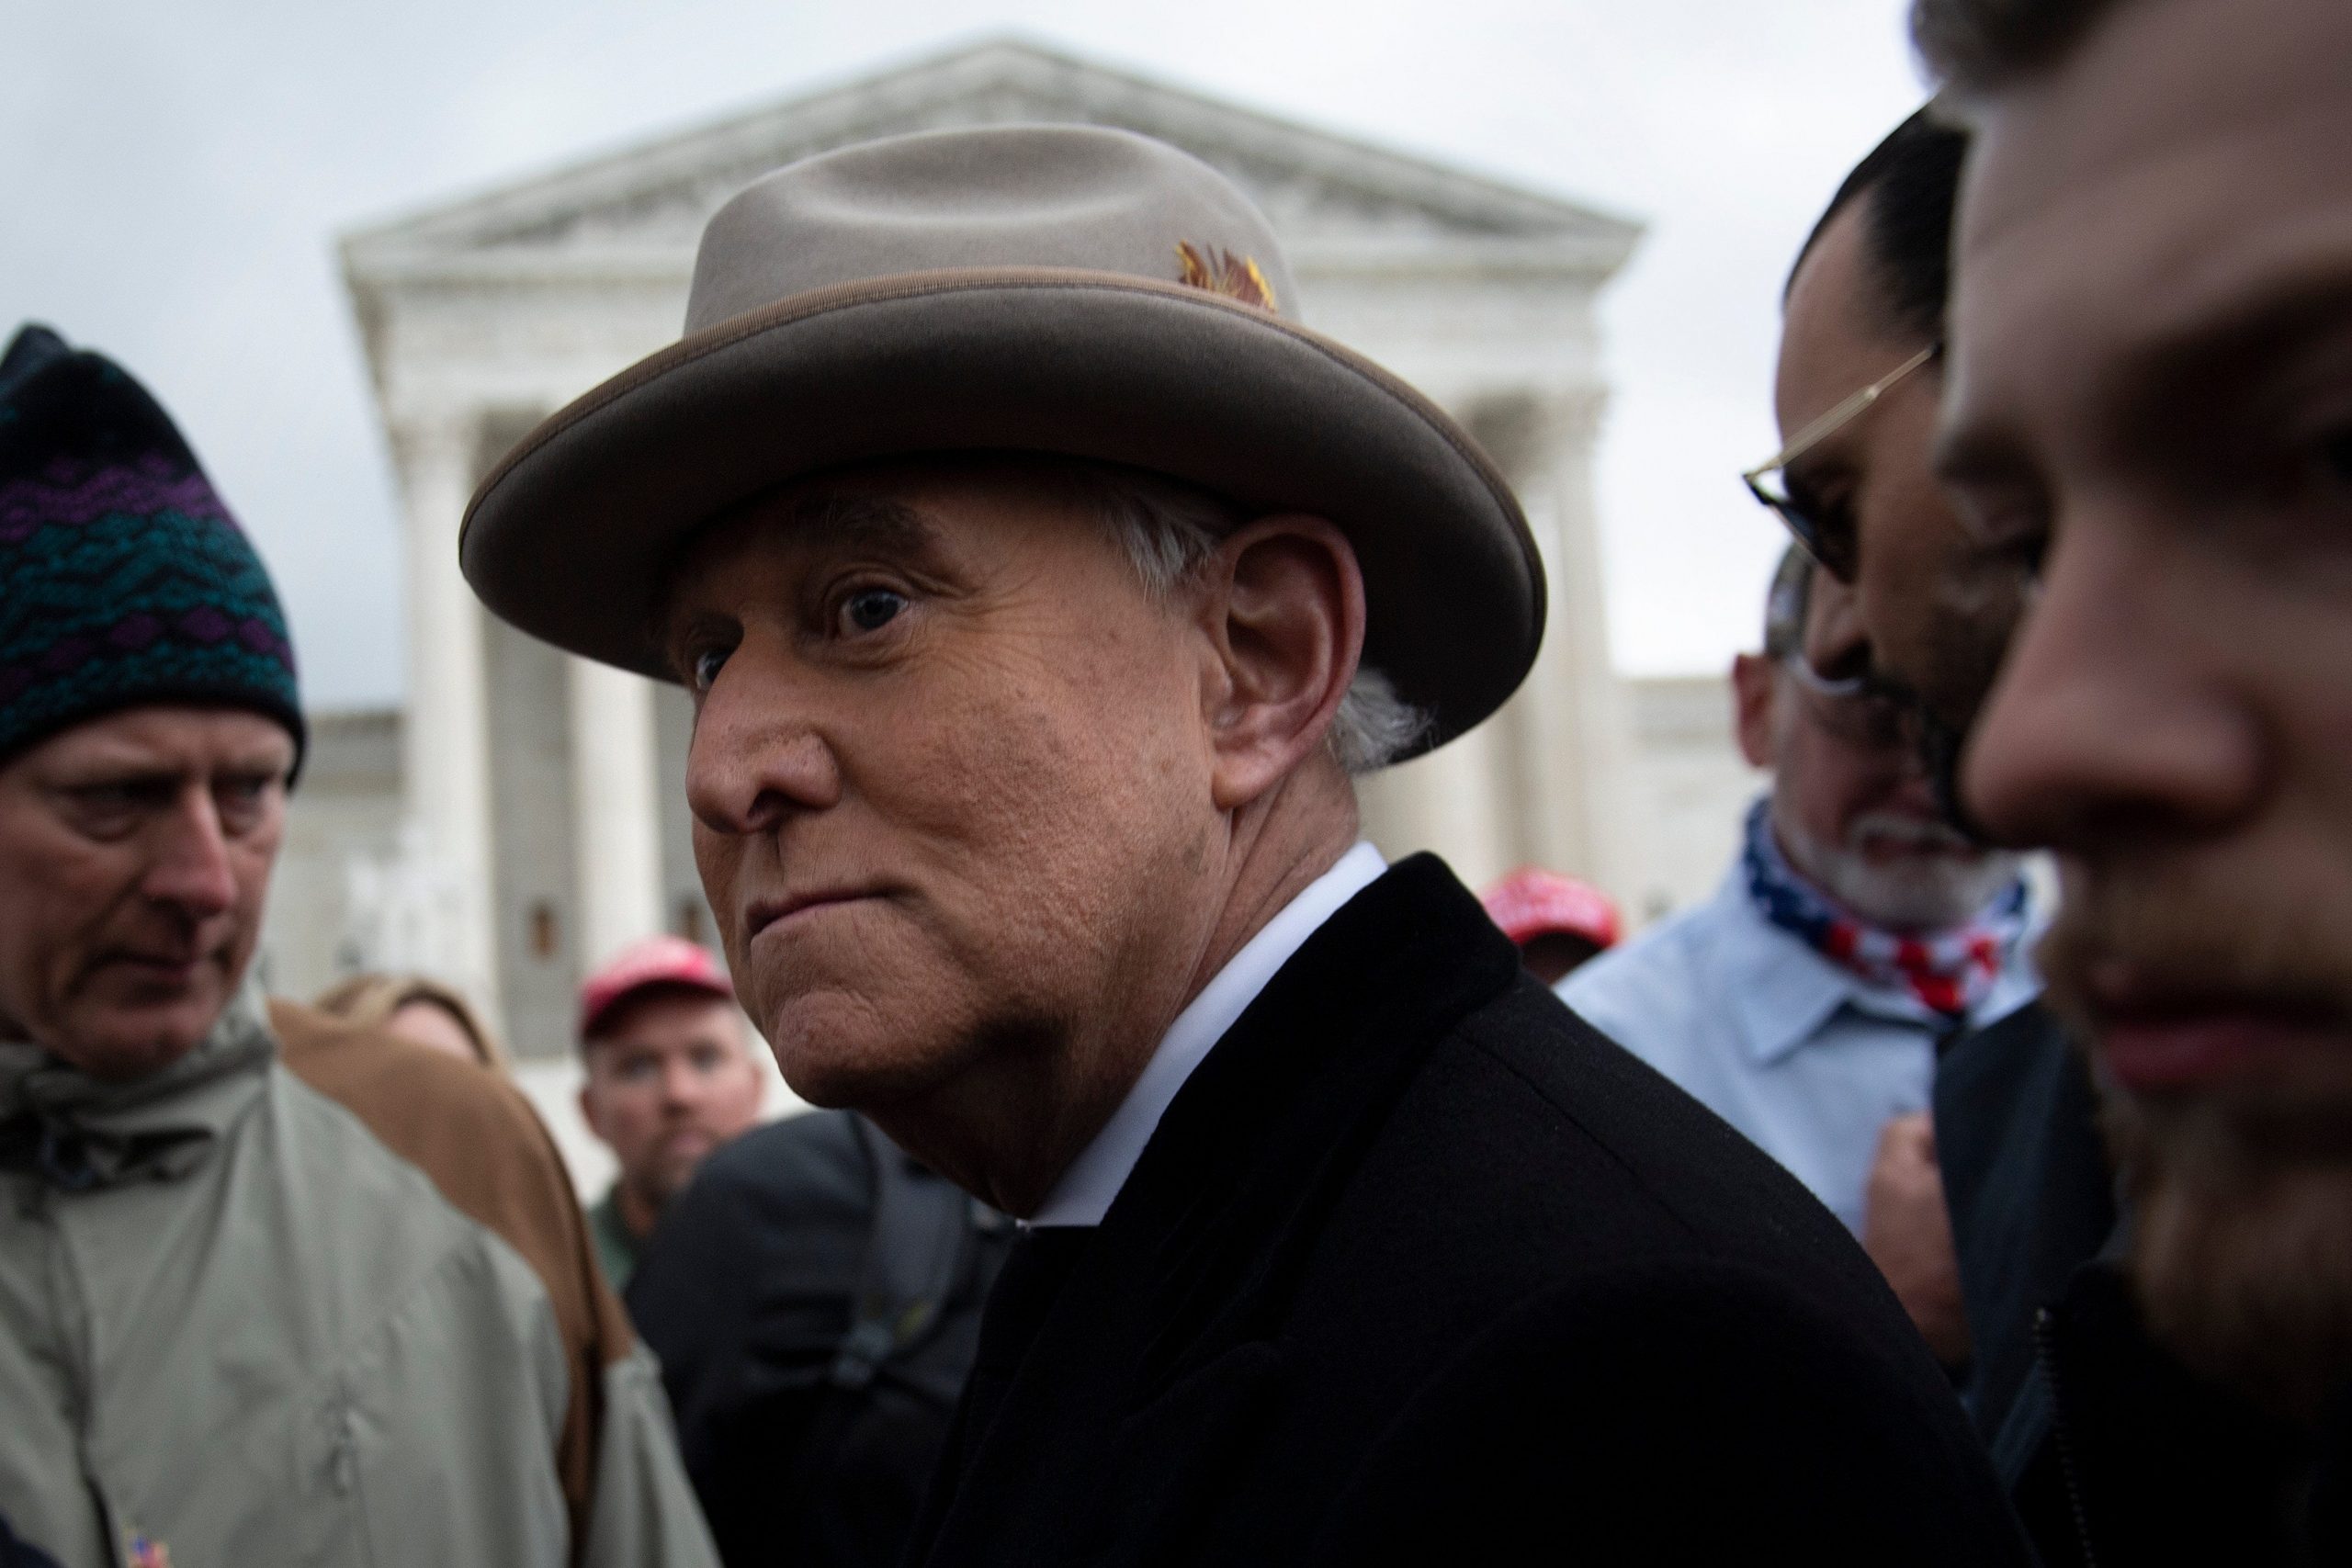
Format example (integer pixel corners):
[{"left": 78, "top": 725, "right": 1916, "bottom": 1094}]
[
  {"left": 390, "top": 412, "right": 500, "bottom": 1014},
  {"left": 567, "top": 657, "right": 664, "bottom": 972},
  {"left": 1509, "top": 386, "right": 1645, "bottom": 904}
]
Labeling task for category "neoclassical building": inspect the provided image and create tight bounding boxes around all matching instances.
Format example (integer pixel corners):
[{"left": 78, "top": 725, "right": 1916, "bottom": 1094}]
[{"left": 270, "top": 39, "right": 1757, "bottom": 1065}]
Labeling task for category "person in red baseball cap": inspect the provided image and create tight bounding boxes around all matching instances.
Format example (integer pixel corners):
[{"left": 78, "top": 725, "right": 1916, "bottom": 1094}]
[
  {"left": 577, "top": 936, "right": 765, "bottom": 1291},
  {"left": 1479, "top": 868, "right": 1622, "bottom": 987}
]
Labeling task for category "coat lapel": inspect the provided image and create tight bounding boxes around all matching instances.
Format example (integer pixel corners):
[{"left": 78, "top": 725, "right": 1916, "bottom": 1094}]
[{"left": 913, "top": 854, "right": 1521, "bottom": 1565}]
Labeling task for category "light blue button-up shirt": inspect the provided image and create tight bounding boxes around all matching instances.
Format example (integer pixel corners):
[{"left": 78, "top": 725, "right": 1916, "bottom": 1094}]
[{"left": 1557, "top": 866, "right": 2040, "bottom": 1235}]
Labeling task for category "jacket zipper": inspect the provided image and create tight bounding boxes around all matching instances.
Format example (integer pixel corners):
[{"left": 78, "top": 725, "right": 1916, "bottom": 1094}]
[{"left": 2034, "top": 1307, "right": 2098, "bottom": 1568}]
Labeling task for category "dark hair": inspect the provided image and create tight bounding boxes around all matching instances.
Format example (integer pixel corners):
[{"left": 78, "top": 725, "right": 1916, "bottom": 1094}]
[
  {"left": 1912, "top": 0, "right": 2126, "bottom": 94},
  {"left": 1786, "top": 107, "right": 1971, "bottom": 344}
]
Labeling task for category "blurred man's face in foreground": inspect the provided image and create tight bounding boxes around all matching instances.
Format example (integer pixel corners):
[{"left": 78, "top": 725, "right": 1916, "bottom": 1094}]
[
  {"left": 1944, "top": 0, "right": 2352, "bottom": 1418},
  {"left": 0, "top": 707, "right": 292, "bottom": 1080}
]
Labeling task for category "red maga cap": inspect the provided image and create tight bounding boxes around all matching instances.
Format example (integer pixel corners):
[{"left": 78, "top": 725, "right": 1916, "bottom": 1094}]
[
  {"left": 1479, "top": 868, "right": 1622, "bottom": 952},
  {"left": 578, "top": 934, "right": 734, "bottom": 1039}
]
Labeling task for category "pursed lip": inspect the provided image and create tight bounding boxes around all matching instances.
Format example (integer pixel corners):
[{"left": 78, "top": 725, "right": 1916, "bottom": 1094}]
[
  {"left": 2085, "top": 986, "right": 2349, "bottom": 1095},
  {"left": 96, "top": 949, "right": 213, "bottom": 982},
  {"left": 743, "top": 886, "right": 883, "bottom": 940}
]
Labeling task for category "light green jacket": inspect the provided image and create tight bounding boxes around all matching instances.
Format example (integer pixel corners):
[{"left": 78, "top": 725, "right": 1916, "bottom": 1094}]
[{"left": 0, "top": 991, "right": 718, "bottom": 1568}]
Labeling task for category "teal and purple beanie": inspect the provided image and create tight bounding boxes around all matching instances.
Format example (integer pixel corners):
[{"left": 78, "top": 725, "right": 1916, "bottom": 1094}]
[{"left": 0, "top": 323, "right": 303, "bottom": 773}]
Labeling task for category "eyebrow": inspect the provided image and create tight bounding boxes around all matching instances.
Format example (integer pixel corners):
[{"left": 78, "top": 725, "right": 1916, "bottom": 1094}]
[
  {"left": 2109, "top": 270, "right": 2352, "bottom": 442},
  {"left": 1950, "top": 265, "right": 2352, "bottom": 485},
  {"left": 49, "top": 766, "right": 182, "bottom": 794},
  {"left": 783, "top": 490, "right": 934, "bottom": 553}
]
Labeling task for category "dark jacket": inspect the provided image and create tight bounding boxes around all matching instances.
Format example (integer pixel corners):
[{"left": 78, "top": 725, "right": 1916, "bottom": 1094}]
[
  {"left": 628, "top": 1111, "right": 1009, "bottom": 1568},
  {"left": 1937, "top": 1001, "right": 2352, "bottom": 1564},
  {"left": 2036, "top": 1264, "right": 2350, "bottom": 1565},
  {"left": 906, "top": 855, "right": 2030, "bottom": 1567},
  {"left": 1934, "top": 999, "right": 2120, "bottom": 1545}
]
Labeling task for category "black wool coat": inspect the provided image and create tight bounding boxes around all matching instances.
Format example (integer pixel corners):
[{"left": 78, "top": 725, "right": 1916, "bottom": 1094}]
[{"left": 903, "top": 855, "right": 2030, "bottom": 1567}]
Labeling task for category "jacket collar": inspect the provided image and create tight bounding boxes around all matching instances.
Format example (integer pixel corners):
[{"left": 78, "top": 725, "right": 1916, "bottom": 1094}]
[
  {"left": 1102, "top": 852, "right": 1519, "bottom": 1255},
  {"left": 0, "top": 981, "right": 276, "bottom": 1189},
  {"left": 914, "top": 853, "right": 1521, "bottom": 1560},
  {"left": 1029, "top": 840, "right": 1388, "bottom": 1226}
]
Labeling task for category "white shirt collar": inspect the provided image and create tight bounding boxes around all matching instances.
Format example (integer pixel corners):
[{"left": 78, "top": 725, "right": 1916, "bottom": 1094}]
[{"left": 1026, "top": 840, "right": 1388, "bottom": 1227}]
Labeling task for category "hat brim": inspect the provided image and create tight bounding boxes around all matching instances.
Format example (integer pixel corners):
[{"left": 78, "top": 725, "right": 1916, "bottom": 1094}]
[{"left": 461, "top": 268, "right": 1544, "bottom": 756}]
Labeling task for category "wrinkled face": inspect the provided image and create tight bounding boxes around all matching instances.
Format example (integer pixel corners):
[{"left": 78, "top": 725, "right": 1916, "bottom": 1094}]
[
  {"left": 1779, "top": 204, "right": 2032, "bottom": 738},
  {"left": 1946, "top": 0, "right": 2352, "bottom": 1416},
  {"left": 580, "top": 989, "right": 763, "bottom": 1208},
  {"left": 1738, "top": 575, "right": 2018, "bottom": 931},
  {"left": 664, "top": 461, "right": 1224, "bottom": 1143},
  {"left": 0, "top": 707, "right": 293, "bottom": 1079}
]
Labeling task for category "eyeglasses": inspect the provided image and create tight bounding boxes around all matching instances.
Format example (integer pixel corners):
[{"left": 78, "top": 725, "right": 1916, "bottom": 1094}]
[
  {"left": 1743, "top": 344, "right": 1938, "bottom": 582},
  {"left": 1780, "top": 651, "right": 1914, "bottom": 750}
]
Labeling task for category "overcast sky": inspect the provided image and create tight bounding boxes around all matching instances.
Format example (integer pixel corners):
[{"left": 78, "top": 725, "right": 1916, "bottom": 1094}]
[{"left": 4, "top": 0, "right": 1928, "bottom": 708}]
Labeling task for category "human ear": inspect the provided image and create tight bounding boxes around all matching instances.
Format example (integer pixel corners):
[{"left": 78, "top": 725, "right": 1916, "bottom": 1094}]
[
  {"left": 1731, "top": 653, "right": 1779, "bottom": 770},
  {"left": 1196, "top": 513, "right": 1365, "bottom": 812}
]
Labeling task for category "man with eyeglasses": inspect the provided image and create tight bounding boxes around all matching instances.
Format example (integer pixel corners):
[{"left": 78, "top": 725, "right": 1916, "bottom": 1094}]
[
  {"left": 1743, "top": 109, "right": 2031, "bottom": 787},
  {"left": 1562, "top": 547, "right": 2035, "bottom": 1368},
  {"left": 1741, "top": 106, "right": 2139, "bottom": 1564}
]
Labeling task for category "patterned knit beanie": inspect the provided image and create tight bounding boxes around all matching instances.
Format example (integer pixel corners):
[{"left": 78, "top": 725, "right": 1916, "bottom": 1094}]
[{"left": 0, "top": 323, "right": 303, "bottom": 773}]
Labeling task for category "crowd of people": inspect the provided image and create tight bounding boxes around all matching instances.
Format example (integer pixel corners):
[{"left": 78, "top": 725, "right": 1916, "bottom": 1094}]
[{"left": 2, "top": 0, "right": 2348, "bottom": 1562}]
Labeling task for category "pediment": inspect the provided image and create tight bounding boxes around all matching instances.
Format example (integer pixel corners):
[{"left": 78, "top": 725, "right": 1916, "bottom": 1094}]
[{"left": 345, "top": 39, "right": 1640, "bottom": 279}]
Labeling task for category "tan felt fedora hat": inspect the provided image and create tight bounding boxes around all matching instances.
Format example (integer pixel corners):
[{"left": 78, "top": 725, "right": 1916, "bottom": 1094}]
[{"left": 461, "top": 123, "right": 1544, "bottom": 755}]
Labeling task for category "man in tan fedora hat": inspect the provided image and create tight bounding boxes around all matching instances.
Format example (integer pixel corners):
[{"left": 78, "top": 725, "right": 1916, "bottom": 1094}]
[{"left": 464, "top": 124, "right": 2026, "bottom": 1564}]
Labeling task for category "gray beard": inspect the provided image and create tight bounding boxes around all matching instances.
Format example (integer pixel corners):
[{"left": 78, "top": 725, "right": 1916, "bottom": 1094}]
[{"left": 1779, "top": 807, "right": 2022, "bottom": 933}]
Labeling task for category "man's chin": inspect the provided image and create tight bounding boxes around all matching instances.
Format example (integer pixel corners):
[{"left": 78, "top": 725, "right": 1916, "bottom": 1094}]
[
  {"left": 51, "top": 1016, "right": 216, "bottom": 1081},
  {"left": 50, "top": 974, "right": 234, "bottom": 1080},
  {"left": 760, "top": 1013, "right": 960, "bottom": 1111},
  {"left": 2110, "top": 1089, "right": 2352, "bottom": 1423}
]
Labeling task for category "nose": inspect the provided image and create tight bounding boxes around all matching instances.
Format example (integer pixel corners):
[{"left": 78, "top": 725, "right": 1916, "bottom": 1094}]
[
  {"left": 684, "top": 641, "right": 843, "bottom": 837},
  {"left": 660, "top": 1055, "right": 702, "bottom": 1110},
  {"left": 1962, "top": 520, "right": 2266, "bottom": 852},
  {"left": 143, "top": 789, "right": 239, "bottom": 921}
]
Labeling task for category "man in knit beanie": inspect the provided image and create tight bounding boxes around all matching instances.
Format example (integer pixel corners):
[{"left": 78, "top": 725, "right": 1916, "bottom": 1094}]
[
  {"left": 0, "top": 325, "right": 305, "bottom": 775},
  {"left": 0, "top": 325, "right": 717, "bottom": 1568}
]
